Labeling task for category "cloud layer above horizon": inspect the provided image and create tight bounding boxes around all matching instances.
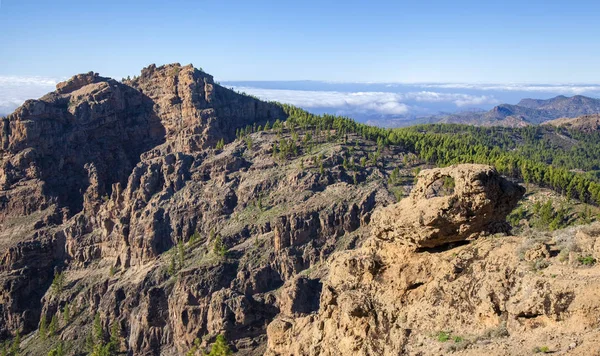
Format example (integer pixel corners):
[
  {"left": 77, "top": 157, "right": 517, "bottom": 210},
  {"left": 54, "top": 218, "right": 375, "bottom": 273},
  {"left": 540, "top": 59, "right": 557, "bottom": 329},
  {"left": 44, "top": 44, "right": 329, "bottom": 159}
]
[
  {"left": 2, "top": 75, "right": 600, "bottom": 123},
  {"left": 230, "top": 86, "right": 500, "bottom": 116},
  {"left": 0, "top": 76, "right": 58, "bottom": 115}
]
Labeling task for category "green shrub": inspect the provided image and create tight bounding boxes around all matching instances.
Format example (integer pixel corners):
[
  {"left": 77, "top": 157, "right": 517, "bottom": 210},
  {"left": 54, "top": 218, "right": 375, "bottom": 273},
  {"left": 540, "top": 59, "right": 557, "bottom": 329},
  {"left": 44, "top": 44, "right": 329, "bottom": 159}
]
[
  {"left": 189, "top": 231, "right": 202, "bottom": 244},
  {"left": 437, "top": 331, "right": 451, "bottom": 342},
  {"left": 213, "top": 235, "right": 228, "bottom": 258},
  {"left": 534, "top": 346, "right": 550, "bottom": 353},
  {"left": 47, "top": 342, "right": 65, "bottom": 356},
  {"left": 207, "top": 334, "right": 233, "bottom": 356},
  {"left": 507, "top": 205, "right": 528, "bottom": 227},
  {"left": 442, "top": 176, "right": 455, "bottom": 191},
  {"left": 578, "top": 255, "right": 596, "bottom": 266},
  {"left": 215, "top": 138, "right": 225, "bottom": 150}
]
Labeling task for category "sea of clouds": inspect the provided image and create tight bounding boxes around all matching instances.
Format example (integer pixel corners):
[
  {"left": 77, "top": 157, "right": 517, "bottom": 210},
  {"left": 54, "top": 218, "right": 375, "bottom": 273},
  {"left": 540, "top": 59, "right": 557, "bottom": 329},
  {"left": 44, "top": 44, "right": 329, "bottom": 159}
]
[
  {"left": 0, "top": 76, "right": 58, "bottom": 115},
  {"left": 223, "top": 81, "right": 600, "bottom": 124},
  {"left": 230, "top": 87, "right": 500, "bottom": 116}
]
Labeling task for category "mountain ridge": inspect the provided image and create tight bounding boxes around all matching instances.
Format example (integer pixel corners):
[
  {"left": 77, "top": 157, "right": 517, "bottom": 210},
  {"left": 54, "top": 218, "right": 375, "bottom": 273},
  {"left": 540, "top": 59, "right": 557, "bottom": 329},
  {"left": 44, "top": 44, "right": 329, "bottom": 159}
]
[{"left": 424, "top": 94, "right": 600, "bottom": 127}]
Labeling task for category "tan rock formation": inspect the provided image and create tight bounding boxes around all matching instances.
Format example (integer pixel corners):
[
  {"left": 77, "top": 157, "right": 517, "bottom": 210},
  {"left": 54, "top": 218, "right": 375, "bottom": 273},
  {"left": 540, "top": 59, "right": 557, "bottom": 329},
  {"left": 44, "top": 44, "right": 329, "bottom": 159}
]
[{"left": 372, "top": 164, "right": 525, "bottom": 248}]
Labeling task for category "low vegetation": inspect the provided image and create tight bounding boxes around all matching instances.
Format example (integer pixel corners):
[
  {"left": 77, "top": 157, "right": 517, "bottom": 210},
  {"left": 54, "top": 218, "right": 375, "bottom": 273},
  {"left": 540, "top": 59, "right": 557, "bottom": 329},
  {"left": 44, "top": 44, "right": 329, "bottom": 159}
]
[{"left": 186, "top": 334, "right": 232, "bottom": 356}]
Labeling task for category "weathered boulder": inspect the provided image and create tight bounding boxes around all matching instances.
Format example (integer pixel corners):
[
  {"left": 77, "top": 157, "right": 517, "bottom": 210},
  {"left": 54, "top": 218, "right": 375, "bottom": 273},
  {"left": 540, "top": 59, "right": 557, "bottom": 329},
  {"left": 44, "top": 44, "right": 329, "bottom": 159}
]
[{"left": 372, "top": 164, "right": 525, "bottom": 248}]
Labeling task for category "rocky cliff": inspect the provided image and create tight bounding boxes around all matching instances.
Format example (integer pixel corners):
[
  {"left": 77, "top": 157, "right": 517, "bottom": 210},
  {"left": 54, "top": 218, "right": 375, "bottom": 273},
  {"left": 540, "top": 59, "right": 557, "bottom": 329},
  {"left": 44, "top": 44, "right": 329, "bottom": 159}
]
[{"left": 0, "top": 63, "right": 296, "bottom": 354}]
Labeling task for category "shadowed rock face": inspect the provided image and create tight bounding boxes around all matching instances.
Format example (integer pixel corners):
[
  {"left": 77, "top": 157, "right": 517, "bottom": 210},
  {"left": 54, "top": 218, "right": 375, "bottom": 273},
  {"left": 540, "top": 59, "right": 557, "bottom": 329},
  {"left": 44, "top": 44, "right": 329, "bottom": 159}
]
[
  {"left": 0, "top": 72, "right": 163, "bottom": 217},
  {"left": 371, "top": 164, "right": 525, "bottom": 248},
  {"left": 0, "top": 64, "right": 288, "bottom": 343},
  {"left": 0, "top": 64, "right": 285, "bottom": 220}
]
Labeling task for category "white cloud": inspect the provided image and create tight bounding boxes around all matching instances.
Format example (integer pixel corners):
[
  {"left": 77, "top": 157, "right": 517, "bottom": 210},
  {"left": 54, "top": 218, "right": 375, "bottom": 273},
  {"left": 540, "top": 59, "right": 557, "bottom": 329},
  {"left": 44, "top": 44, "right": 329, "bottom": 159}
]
[
  {"left": 416, "top": 83, "right": 600, "bottom": 95},
  {"left": 231, "top": 87, "right": 498, "bottom": 116},
  {"left": 0, "top": 76, "right": 59, "bottom": 115},
  {"left": 233, "top": 87, "right": 410, "bottom": 115},
  {"left": 400, "top": 91, "right": 500, "bottom": 107}
]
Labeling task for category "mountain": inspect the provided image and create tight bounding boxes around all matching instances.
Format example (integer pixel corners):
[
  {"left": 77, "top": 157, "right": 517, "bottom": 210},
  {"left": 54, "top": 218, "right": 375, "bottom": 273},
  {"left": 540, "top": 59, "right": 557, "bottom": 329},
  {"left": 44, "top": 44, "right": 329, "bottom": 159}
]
[
  {"left": 422, "top": 95, "right": 600, "bottom": 127},
  {"left": 1, "top": 65, "right": 600, "bottom": 356},
  {"left": 0, "top": 63, "right": 409, "bottom": 354}
]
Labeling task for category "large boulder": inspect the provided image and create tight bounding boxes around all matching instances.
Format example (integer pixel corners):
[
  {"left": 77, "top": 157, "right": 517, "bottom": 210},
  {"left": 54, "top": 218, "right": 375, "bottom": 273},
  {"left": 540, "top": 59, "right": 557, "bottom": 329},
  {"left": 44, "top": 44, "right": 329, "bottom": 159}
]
[{"left": 372, "top": 164, "right": 524, "bottom": 248}]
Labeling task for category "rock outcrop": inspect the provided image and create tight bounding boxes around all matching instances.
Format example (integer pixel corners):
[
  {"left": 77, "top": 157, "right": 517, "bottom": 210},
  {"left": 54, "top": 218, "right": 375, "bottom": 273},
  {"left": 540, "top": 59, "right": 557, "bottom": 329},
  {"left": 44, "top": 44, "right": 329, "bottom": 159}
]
[
  {"left": 372, "top": 164, "right": 525, "bottom": 248},
  {"left": 0, "top": 63, "right": 287, "bottom": 347},
  {"left": 544, "top": 114, "right": 600, "bottom": 133}
]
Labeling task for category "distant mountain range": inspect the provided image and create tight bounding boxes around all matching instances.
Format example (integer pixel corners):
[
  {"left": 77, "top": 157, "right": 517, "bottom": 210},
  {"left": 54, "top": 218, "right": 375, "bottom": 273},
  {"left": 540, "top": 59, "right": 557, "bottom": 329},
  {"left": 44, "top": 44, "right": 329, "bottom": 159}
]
[
  {"left": 429, "top": 95, "right": 600, "bottom": 126},
  {"left": 367, "top": 95, "right": 600, "bottom": 128}
]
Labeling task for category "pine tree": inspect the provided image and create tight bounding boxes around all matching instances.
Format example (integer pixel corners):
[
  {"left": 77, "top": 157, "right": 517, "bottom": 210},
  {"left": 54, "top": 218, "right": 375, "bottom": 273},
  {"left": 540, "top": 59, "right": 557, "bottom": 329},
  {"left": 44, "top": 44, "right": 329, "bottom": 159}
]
[
  {"left": 168, "top": 252, "right": 177, "bottom": 276},
  {"left": 39, "top": 314, "right": 48, "bottom": 339},
  {"left": 213, "top": 235, "right": 228, "bottom": 257},
  {"left": 208, "top": 334, "right": 233, "bottom": 356},
  {"left": 93, "top": 313, "right": 103, "bottom": 343},
  {"left": 48, "top": 314, "right": 59, "bottom": 337},
  {"left": 51, "top": 271, "right": 65, "bottom": 294},
  {"left": 85, "top": 332, "right": 94, "bottom": 353},
  {"left": 47, "top": 342, "right": 65, "bottom": 356},
  {"left": 62, "top": 303, "right": 70, "bottom": 324},
  {"left": 10, "top": 331, "right": 20, "bottom": 356},
  {"left": 107, "top": 321, "right": 120, "bottom": 354},
  {"left": 177, "top": 241, "right": 186, "bottom": 269}
]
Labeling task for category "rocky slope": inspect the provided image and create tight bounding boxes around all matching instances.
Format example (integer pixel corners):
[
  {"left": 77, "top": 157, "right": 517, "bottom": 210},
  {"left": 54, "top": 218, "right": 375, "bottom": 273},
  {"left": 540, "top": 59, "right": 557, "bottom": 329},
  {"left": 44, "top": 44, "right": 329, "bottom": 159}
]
[
  {"left": 265, "top": 165, "right": 600, "bottom": 356},
  {"left": 544, "top": 114, "right": 600, "bottom": 133},
  {"left": 1, "top": 64, "right": 600, "bottom": 356}
]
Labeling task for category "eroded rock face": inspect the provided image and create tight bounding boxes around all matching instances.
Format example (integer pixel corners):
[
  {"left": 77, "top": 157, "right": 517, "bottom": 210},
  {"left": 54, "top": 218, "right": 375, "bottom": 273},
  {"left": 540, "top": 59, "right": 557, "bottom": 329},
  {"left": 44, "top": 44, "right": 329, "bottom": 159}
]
[
  {"left": 0, "top": 63, "right": 288, "bottom": 342},
  {"left": 372, "top": 164, "right": 525, "bottom": 248}
]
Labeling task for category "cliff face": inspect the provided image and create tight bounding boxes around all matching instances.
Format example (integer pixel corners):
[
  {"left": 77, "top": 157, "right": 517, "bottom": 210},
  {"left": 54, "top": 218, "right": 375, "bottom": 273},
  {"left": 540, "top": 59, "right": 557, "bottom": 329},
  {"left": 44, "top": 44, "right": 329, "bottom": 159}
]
[{"left": 0, "top": 64, "right": 292, "bottom": 351}]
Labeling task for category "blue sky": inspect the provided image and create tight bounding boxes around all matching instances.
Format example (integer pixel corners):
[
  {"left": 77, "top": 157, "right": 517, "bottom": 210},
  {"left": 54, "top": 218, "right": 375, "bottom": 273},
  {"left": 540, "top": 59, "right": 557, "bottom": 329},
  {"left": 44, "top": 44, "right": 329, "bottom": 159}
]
[
  {"left": 2, "top": 0, "right": 600, "bottom": 120},
  {"left": 1, "top": 0, "right": 600, "bottom": 83}
]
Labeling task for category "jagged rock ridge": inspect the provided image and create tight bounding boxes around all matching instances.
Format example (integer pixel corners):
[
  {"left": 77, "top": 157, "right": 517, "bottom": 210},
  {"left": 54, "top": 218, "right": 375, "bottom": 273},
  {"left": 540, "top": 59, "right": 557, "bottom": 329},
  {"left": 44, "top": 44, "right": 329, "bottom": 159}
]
[{"left": 427, "top": 95, "right": 600, "bottom": 127}]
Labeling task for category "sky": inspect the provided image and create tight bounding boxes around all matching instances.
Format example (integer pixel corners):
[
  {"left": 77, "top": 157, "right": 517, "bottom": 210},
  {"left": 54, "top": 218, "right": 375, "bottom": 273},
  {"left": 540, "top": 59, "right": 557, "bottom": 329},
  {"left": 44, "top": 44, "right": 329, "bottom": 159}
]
[{"left": 1, "top": 0, "right": 600, "bottom": 119}]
